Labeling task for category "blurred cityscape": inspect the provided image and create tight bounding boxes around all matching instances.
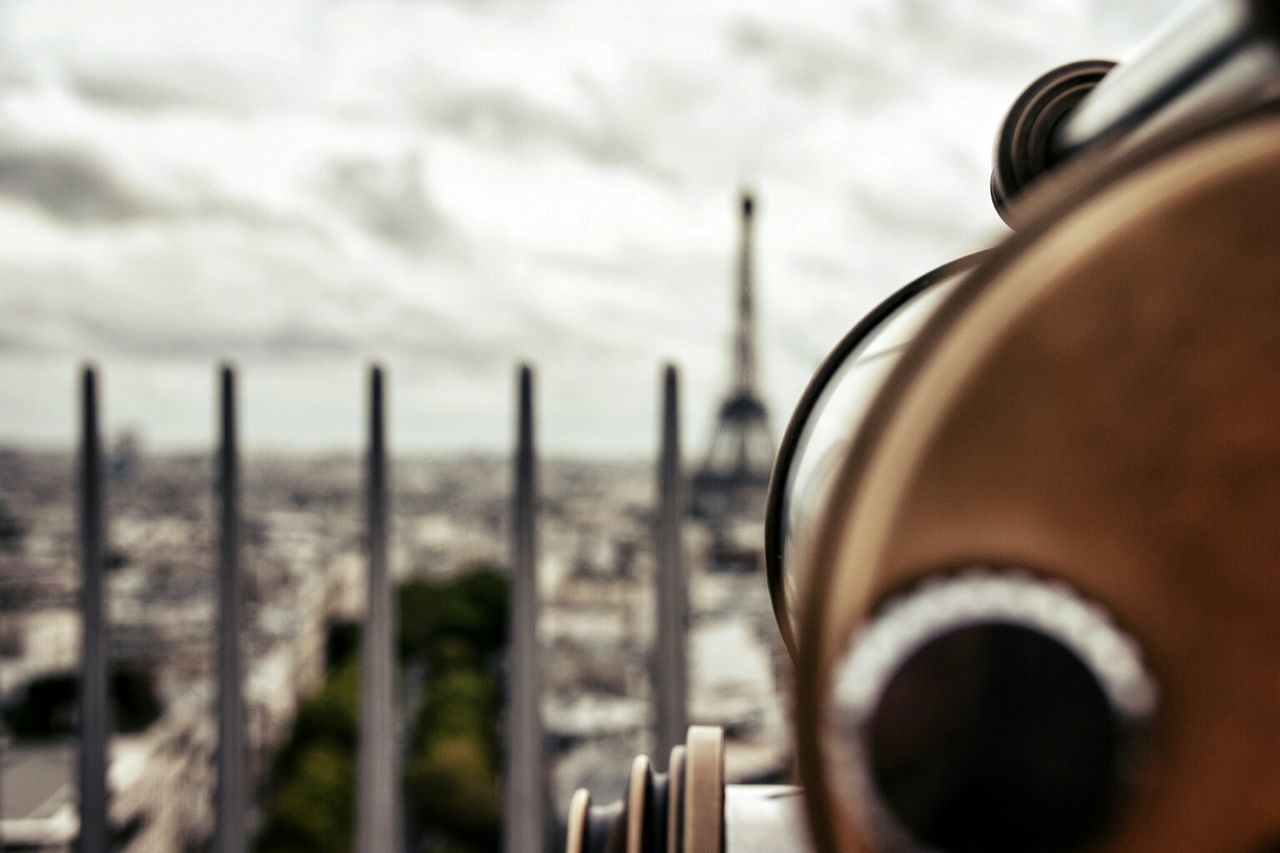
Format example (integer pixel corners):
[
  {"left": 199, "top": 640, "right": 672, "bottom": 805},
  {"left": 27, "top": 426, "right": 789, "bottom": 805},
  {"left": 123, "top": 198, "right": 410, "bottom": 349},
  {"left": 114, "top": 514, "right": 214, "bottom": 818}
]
[
  {"left": 0, "top": 2, "right": 1183, "bottom": 850},
  {"left": 0, "top": 437, "right": 788, "bottom": 850},
  {"left": 1, "top": 176, "right": 787, "bottom": 852}
]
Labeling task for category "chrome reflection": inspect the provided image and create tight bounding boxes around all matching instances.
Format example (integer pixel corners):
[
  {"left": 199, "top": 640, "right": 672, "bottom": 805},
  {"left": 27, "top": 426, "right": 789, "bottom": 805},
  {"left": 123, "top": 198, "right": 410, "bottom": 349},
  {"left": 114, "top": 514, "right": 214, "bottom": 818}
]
[{"left": 764, "top": 253, "right": 986, "bottom": 658}]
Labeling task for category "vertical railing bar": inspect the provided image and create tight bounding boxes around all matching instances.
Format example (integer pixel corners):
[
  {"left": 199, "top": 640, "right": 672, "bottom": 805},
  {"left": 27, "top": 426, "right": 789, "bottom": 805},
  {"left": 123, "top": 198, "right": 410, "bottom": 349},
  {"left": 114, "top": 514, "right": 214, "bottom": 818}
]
[
  {"left": 654, "top": 363, "right": 689, "bottom": 757},
  {"left": 357, "top": 364, "right": 399, "bottom": 853},
  {"left": 78, "top": 365, "right": 108, "bottom": 853},
  {"left": 504, "top": 363, "right": 544, "bottom": 853},
  {"left": 215, "top": 364, "right": 246, "bottom": 853}
]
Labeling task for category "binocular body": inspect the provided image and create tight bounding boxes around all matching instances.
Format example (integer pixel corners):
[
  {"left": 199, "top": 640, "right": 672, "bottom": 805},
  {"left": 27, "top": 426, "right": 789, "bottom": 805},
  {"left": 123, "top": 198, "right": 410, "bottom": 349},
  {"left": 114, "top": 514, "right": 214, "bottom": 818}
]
[{"left": 569, "top": 1, "right": 1280, "bottom": 850}]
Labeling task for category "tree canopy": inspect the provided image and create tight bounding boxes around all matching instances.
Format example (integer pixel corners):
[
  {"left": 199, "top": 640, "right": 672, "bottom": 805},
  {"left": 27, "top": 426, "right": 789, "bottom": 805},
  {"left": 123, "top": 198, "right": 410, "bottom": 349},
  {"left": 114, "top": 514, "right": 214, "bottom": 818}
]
[{"left": 255, "top": 564, "right": 508, "bottom": 853}]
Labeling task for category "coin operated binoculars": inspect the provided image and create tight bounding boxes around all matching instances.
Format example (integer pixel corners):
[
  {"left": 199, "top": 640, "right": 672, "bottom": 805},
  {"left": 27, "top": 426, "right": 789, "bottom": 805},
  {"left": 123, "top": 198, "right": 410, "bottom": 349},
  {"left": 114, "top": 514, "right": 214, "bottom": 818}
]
[{"left": 566, "top": 1, "right": 1280, "bottom": 850}]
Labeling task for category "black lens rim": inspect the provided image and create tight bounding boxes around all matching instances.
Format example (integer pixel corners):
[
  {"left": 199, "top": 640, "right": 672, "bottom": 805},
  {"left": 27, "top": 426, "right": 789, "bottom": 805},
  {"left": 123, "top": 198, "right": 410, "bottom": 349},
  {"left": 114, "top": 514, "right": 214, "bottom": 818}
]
[{"left": 763, "top": 251, "right": 989, "bottom": 660}]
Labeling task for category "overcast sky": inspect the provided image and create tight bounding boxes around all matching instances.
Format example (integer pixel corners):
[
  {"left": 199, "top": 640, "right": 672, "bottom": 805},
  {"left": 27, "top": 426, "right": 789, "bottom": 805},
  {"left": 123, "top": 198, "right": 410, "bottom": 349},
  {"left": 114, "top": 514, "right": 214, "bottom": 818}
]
[{"left": 0, "top": 0, "right": 1181, "bottom": 456}]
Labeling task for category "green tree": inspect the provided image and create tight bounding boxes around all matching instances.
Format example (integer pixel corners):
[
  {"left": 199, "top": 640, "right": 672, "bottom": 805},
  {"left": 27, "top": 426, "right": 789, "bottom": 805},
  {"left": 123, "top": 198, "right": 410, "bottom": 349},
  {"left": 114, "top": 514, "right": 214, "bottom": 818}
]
[
  {"left": 256, "top": 566, "right": 509, "bottom": 853},
  {"left": 404, "top": 735, "right": 501, "bottom": 851},
  {"left": 256, "top": 659, "right": 359, "bottom": 853},
  {"left": 254, "top": 743, "right": 354, "bottom": 853},
  {"left": 402, "top": 566, "right": 507, "bottom": 852}
]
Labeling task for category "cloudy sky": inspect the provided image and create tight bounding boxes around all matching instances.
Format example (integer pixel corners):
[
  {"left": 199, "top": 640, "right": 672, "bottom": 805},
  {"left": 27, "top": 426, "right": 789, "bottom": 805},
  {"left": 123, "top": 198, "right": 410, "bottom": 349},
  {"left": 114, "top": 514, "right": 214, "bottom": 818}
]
[{"left": 0, "top": 0, "right": 1180, "bottom": 456}]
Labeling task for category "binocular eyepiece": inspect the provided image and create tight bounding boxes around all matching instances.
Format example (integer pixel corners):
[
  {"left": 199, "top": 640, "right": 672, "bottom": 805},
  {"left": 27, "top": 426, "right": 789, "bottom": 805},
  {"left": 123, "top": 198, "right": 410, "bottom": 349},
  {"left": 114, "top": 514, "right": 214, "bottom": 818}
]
[
  {"left": 833, "top": 572, "right": 1155, "bottom": 853},
  {"left": 568, "top": 1, "right": 1280, "bottom": 850}
]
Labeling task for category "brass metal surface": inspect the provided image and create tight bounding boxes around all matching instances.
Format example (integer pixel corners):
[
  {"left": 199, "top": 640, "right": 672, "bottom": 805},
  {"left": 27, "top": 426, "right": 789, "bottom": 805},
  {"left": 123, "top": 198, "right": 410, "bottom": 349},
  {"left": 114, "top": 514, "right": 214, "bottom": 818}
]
[
  {"left": 565, "top": 790, "right": 591, "bottom": 853},
  {"left": 796, "top": 111, "right": 1280, "bottom": 852},
  {"left": 626, "top": 756, "right": 652, "bottom": 853},
  {"left": 666, "top": 746, "right": 687, "bottom": 853},
  {"left": 683, "top": 726, "right": 725, "bottom": 853}
]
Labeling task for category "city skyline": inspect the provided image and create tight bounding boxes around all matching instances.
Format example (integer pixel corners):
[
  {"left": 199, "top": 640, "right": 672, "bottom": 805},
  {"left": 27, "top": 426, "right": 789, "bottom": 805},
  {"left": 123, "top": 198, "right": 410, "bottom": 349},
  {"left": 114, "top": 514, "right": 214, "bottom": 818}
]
[{"left": 0, "top": 0, "right": 1178, "bottom": 454}]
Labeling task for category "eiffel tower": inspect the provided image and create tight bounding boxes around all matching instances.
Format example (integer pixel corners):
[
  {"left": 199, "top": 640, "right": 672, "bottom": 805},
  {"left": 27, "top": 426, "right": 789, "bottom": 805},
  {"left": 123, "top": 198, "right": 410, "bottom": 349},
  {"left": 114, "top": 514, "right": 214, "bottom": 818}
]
[{"left": 691, "top": 190, "right": 774, "bottom": 522}]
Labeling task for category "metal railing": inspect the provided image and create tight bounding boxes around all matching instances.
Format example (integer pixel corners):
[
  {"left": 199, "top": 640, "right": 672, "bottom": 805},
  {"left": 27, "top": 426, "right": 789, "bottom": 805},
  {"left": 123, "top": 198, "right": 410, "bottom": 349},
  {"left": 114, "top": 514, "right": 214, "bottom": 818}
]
[{"left": 66, "top": 360, "right": 690, "bottom": 853}]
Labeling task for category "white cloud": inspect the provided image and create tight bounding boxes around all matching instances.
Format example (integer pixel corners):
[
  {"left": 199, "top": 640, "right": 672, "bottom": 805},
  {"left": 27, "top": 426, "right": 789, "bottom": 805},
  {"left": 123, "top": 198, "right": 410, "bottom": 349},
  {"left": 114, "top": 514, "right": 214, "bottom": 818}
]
[{"left": 0, "top": 0, "right": 1182, "bottom": 454}]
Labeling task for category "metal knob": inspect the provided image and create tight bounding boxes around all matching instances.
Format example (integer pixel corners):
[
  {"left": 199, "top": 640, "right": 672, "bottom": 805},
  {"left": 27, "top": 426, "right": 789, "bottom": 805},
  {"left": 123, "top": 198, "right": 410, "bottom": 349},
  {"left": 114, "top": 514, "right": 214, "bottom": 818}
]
[
  {"left": 565, "top": 726, "right": 809, "bottom": 853},
  {"left": 990, "top": 60, "right": 1116, "bottom": 223},
  {"left": 565, "top": 726, "right": 722, "bottom": 853}
]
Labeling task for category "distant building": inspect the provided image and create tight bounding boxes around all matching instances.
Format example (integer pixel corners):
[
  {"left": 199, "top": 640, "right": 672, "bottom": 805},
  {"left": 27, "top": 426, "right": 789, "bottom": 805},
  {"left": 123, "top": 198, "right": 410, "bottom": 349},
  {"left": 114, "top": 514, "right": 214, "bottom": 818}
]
[
  {"left": 691, "top": 190, "right": 774, "bottom": 525},
  {"left": 111, "top": 429, "right": 144, "bottom": 483}
]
